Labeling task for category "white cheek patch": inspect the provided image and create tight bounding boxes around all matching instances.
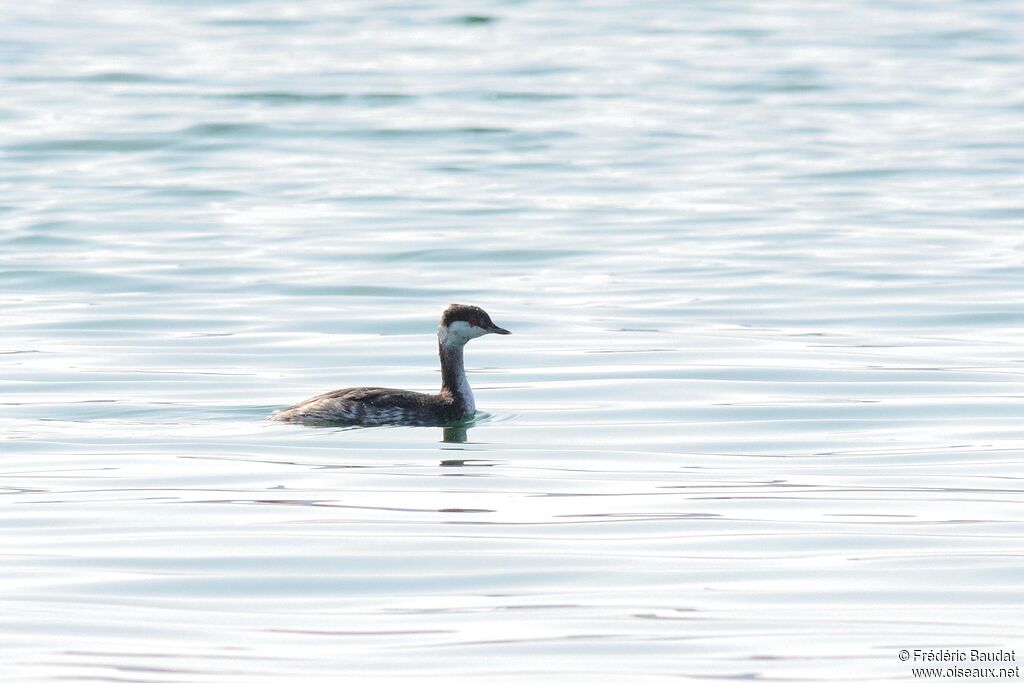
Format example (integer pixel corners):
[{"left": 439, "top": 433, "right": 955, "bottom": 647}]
[{"left": 441, "top": 320, "right": 486, "bottom": 346}]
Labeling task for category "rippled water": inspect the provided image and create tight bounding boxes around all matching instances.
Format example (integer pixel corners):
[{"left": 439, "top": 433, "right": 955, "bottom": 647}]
[{"left": 3, "top": 1, "right": 1024, "bottom": 680}]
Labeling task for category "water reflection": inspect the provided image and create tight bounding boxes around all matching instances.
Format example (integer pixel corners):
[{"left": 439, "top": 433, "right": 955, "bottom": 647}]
[{"left": 442, "top": 425, "right": 468, "bottom": 443}]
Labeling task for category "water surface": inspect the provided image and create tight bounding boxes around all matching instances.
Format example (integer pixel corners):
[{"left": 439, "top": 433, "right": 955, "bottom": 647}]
[{"left": 2, "top": 1, "right": 1023, "bottom": 680}]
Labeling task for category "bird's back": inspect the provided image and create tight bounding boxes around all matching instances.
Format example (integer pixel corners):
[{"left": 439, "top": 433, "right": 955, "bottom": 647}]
[{"left": 271, "top": 386, "right": 464, "bottom": 425}]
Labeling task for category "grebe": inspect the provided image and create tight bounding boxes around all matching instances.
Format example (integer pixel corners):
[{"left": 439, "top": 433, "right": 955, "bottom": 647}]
[{"left": 272, "top": 304, "right": 510, "bottom": 426}]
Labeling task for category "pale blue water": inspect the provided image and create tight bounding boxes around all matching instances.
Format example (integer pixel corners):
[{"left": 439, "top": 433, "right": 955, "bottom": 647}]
[{"left": 2, "top": 1, "right": 1024, "bottom": 680}]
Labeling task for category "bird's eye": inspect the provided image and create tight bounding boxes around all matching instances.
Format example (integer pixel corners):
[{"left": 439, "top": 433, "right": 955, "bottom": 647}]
[{"left": 469, "top": 317, "right": 480, "bottom": 327}]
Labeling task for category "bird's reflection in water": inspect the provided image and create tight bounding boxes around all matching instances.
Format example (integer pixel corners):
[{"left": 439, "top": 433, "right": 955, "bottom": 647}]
[
  {"left": 442, "top": 425, "right": 468, "bottom": 443},
  {"left": 440, "top": 425, "right": 471, "bottom": 468},
  {"left": 439, "top": 424, "right": 501, "bottom": 468},
  {"left": 440, "top": 458, "right": 498, "bottom": 467}
]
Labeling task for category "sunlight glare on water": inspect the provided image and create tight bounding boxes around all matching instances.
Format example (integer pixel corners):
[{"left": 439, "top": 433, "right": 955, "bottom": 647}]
[{"left": 1, "top": 1, "right": 1023, "bottom": 680}]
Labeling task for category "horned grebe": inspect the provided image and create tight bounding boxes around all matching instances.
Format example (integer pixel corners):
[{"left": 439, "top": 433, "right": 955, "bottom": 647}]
[{"left": 271, "top": 304, "right": 510, "bottom": 426}]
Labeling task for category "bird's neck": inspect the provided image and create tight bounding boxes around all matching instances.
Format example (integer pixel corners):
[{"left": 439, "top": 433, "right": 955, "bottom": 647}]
[{"left": 438, "top": 336, "right": 475, "bottom": 414}]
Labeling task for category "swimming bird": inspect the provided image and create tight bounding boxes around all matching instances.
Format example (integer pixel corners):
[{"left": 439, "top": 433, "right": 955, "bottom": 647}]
[{"left": 272, "top": 304, "right": 510, "bottom": 426}]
